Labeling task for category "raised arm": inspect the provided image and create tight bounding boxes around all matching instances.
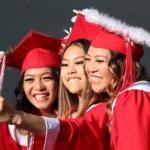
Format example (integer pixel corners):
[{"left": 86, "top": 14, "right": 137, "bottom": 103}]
[
  {"left": 0, "top": 96, "right": 46, "bottom": 134},
  {"left": 0, "top": 96, "right": 109, "bottom": 149}
]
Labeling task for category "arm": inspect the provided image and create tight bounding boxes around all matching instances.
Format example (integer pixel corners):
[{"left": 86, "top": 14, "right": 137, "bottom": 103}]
[
  {"left": 52, "top": 103, "right": 109, "bottom": 150},
  {"left": 0, "top": 96, "right": 108, "bottom": 149},
  {"left": 0, "top": 96, "right": 46, "bottom": 134},
  {"left": 0, "top": 96, "right": 60, "bottom": 149}
]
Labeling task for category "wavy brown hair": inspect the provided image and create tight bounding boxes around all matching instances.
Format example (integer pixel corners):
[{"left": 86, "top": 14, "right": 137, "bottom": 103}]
[{"left": 102, "top": 51, "right": 150, "bottom": 127}]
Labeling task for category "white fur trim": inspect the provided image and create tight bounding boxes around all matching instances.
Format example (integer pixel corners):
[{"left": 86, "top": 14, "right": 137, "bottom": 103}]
[
  {"left": 112, "top": 80, "right": 150, "bottom": 113},
  {"left": 82, "top": 8, "right": 150, "bottom": 47},
  {"left": 42, "top": 117, "right": 60, "bottom": 150}
]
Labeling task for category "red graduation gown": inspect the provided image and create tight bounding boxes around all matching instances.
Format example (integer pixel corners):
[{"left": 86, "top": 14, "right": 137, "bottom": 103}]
[
  {"left": 0, "top": 123, "right": 45, "bottom": 150},
  {"left": 54, "top": 102, "right": 110, "bottom": 150},
  {"left": 111, "top": 81, "right": 150, "bottom": 150}
]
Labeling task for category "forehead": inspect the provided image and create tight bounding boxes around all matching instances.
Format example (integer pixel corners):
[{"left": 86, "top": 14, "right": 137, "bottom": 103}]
[
  {"left": 63, "top": 45, "right": 86, "bottom": 59},
  {"left": 24, "top": 67, "right": 54, "bottom": 75},
  {"left": 87, "top": 46, "right": 111, "bottom": 57}
]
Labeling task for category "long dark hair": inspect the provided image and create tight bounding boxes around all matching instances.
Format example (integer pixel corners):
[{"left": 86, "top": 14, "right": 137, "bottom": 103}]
[{"left": 15, "top": 67, "right": 60, "bottom": 115}]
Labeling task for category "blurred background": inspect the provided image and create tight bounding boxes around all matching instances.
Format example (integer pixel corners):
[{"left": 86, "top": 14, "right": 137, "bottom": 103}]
[{"left": 0, "top": 0, "right": 150, "bottom": 105}]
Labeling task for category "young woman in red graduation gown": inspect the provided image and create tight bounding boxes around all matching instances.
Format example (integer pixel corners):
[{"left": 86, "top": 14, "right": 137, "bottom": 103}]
[{"left": 0, "top": 31, "right": 61, "bottom": 150}]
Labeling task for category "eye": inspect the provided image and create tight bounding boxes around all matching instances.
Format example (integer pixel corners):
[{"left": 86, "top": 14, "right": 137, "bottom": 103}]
[
  {"left": 24, "top": 78, "right": 34, "bottom": 83},
  {"left": 85, "top": 57, "right": 90, "bottom": 61},
  {"left": 43, "top": 76, "right": 55, "bottom": 81},
  {"left": 96, "top": 59, "right": 105, "bottom": 63},
  {"left": 61, "top": 63, "right": 68, "bottom": 67},
  {"left": 75, "top": 60, "right": 84, "bottom": 65}
]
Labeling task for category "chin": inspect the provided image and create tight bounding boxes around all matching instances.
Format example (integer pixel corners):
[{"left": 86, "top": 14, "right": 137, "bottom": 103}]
[
  {"left": 92, "top": 86, "right": 103, "bottom": 94},
  {"left": 69, "top": 88, "right": 81, "bottom": 94},
  {"left": 70, "top": 91, "right": 79, "bottom": 94}
]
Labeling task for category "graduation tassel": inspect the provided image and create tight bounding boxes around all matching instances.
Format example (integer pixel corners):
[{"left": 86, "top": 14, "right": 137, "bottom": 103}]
[{"left": 0, "top": 51, "right": 6, "bottom": 95}]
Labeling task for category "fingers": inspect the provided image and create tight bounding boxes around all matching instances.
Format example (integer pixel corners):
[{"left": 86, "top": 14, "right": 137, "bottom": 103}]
[
  {"left": 0, "top": 96, "right": 5, "bottom": 112},
  {"left": 0, "top": 96, "right": 12, "bottom": 123}
]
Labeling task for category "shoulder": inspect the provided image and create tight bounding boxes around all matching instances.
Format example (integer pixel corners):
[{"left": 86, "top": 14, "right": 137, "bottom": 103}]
[
  {"left": 113, "top": 80, "right": 150, "bottom": 114},
  {"left": 118, "top": 80, "right": 150, "bottom": 102},
  {"left": 84, "top": 102, "right": 108, "bottom": 127},
  {"left": 126, "top": 80, "right": 150, "bottom": 92},
  {"left": 111, "top": 81, "right": 150, "bottom": 150},
  {"left": 87, "top": 102, "right": 107, "bottom": 112}
]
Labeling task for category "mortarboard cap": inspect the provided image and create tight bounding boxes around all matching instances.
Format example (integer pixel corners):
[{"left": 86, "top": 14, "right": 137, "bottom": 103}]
[
  {"left": 84, "top": 8, "right": 150, "bottom": 90},
  {"left": 63, "top": 9, "right": 104, "bottom": 47},
  {"left": 6, "top": 31, "right": 61, "bottom": 73}
]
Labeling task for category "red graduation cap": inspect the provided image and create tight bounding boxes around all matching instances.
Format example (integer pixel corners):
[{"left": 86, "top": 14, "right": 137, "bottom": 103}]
[
  {"left": 6, "top": 31, "right": 61, "bottom": 73},
  {"left": 91, "top": 30, "right": 143, "bottom": 90},
  {"left": 84, "top": 8, "right": 147, "bottom": 90},
  {"left": 64, "top": 14, "right": 103, "bottom": 46},
  {"left": 92, "top": 30, "right": 143, "bottom": 61}
]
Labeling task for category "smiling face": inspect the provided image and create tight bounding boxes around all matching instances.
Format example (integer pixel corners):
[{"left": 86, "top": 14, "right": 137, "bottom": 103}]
[
  {"left": 85, "top": 46, "right": 113, "bottom": 93},
  {"left": 61, "top": 44, "right": 87, "bottom": 96},
  {"left": 23, "top": 67, "right": 58, "bottom": 114}
]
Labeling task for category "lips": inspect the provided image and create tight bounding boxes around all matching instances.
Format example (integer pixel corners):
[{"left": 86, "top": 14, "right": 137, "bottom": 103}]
[
  {"left": 89, "top": 75, "right": 102, "bottom": 83},
  {"left": 34, "top": 93, "right": 49, "bottom": 101},
  {"left": 68, "top": 77, "right": 81, "bottom": 82}
]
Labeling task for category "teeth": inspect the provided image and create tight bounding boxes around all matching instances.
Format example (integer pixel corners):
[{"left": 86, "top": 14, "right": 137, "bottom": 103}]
[
  {"left": 68, "top": 78, "right": 79, "bottom": 82},
  {"left": 90, "top": 76, "right": 101, "bottom": 82},
  {"left": 35, "top": 94, "right": 47, "bottom": 100}
]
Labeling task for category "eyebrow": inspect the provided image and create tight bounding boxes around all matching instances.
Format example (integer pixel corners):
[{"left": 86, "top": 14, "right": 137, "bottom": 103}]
[
  {"left": 24, "top": 72, "right": 54, "bottom": 77},
  {"left": 86, "top": 54, "right": 109, "bottom": 59},
  {"left": 62, "top": 56, "right": 85, "bottom": 61}
]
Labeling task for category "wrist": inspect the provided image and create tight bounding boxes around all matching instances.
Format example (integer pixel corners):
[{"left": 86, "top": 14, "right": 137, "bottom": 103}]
[{"left": 9, "top": 110, "right": 24, "bottom": 126}]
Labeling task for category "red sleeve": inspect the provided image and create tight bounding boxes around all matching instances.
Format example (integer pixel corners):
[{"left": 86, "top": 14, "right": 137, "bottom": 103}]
[
  {"left": 0, "top": 123, "right": 27, "bottom": 150},
  {"left": 111, "top": 90, "right": 150, "bottom": 150},
  {"left": 54, "top": 102, "right": 109, "bottom": 150}
]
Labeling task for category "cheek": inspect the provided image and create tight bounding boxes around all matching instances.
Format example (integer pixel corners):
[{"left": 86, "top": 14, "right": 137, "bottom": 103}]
[
  {"left": 61, "top": 67, "right": 68, "bottom": 75},
  {"left": 47, "top": 81, "right": 56, "bottom": 90},
  {"left": 60, "top": 70, "right": 67, "bottom": 82},
  {"left": 23, "top": 84, "right": 31, "bottom": 96},
  {"left": 50, "top": 82, "right": 58, "bottom": 99},
  {"left": 103, "top": 68, "right": 114, "bottom": 85},
  {"left": 61, "top": 75, "right": 67, "bottom": 87},
  {"left": 48, "top": 81, "right": 58, "bottom": 94},
  {"left": 98, "top": 67, "right": 113, "bottom": 90},
  {"left": 85, "top": 63, "right": 90, "bottom": 75},
  {"left": 23, "top": 85, "right": 33, "bottom": 102},
  {"left": 78, "top": 67, "right": 86, "bottom": 76},
  {"left": 101, "top": 64, "right": 110, "bottom": 75}
]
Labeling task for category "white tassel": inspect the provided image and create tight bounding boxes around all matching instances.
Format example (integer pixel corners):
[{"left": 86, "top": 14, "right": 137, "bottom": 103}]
[{"left": 0, "top": 51, "right": 6, "bottom": 95}]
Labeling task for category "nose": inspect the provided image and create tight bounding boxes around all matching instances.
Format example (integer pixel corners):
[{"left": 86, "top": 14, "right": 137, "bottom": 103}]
[
  {"left": 86, "top": 60, "right": 98, "bottom": 73},
  {"left": 67, "top": 63, "right": 76, "bottom": 74},
  {"left": 34, "top": 81, "right": 45, "bottom": 91}
]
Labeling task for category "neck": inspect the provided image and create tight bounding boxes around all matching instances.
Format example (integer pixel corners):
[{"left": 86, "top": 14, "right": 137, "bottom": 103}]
[
  {"left": 71, "top": 94, "right": 85, "bottom": 118},
  {"left": 33, "top": 108, "right": 54, "bottom": 117}
]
